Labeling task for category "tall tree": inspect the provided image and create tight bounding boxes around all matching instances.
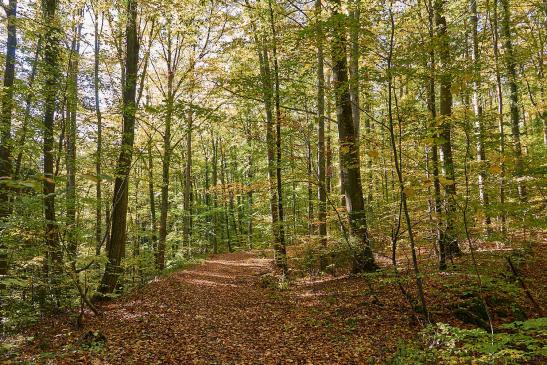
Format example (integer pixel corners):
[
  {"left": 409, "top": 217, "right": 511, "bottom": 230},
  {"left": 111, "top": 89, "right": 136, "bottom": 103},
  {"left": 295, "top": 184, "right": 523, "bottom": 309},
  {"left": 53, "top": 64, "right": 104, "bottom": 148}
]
[
  {"left": 470, "top": 0, "right": 492, "bottom": 233},
  {"left": 488, "top": 0, "right": 507, "bottom": 234},
  {"left": 93, "top": 4, "right": 104, "bottom": 254},
  {"left": 157, "top": 19, "right": 179, "bottom": 270},
  {"left": 66, "top": 11, "right": 83, "bottom": 261},
  {"left": 348, "top": 0, "right": 361, "bottom": 139},
  {"left": 0, "top": 0, "right": 17, "bottom": 276},
  {"left": 500, "top": 0, "right": 526, "bottom": 200},
  {"left": 100, "top": 0, "right": 139, "bottom": 294},
  {"left": 426, "top": 0, "right": 445, "bottom": 269},
  {"left": 268, "top": 0, "right": 287, "bottom": 272},
  {"left": 315, "top": 0, "right": 327, "bottom": 255},
  {"left": 42, "top": 0, "right": 62, "bottom": 277},
  {"left": 435, "top": 0, "right": 461, "bottom": 259},
  {"left": 330, "top": 0, "right": 376, "bottom": 272}
]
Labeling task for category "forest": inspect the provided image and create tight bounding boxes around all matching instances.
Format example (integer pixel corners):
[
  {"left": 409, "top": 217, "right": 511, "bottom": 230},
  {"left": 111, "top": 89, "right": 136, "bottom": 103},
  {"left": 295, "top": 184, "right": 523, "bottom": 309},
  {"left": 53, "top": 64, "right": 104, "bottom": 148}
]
[{"left": 0, "top": 0, "right": 545, "bottom": 363}]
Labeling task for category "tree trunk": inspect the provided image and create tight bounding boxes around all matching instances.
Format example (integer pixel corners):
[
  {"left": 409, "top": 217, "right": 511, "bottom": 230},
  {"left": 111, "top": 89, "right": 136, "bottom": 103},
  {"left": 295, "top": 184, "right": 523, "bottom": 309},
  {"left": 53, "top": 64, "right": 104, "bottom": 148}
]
[
  {"left": 43, "top": 0, "right": 62, "bottom": 278},
  {"left": 66, "top": 12, "right": 83, "bottom": 261},
  {"left": 0, "top": 0, "right": 17, "bottom": 277},
  {"left": 349, "top": 0, "right": 361, "bottom": 139},
  {"left": 316, "top": 0, "right": 327, "bottom": 252},
  {"left": 307, "top": 133, "right": 314, "bottom": 236},
  {"left": 470, "top": 0, "right": 492, "bottom": 233},
  {"left": 500, "top": 0, "right": 526, "bottom": 200},
  {"left": 386, "top": 8, "right": 428, "bottom": 318},
  {"left": 93, "top": 7, "right": 103, "bottom": 255},
  {"left": 427, "top": 0, "right": 445, "bottom": 269},
  {"left": 146, "top": 138, "right": 158, "bottom": 257},
  {"left": 211, "top": 134, "right": 219, "bottom": 254},
  {"left": 268, "top": 0, "right": 287, "bottom": 273},
  {"left": 183, "top": 110, "right": 193, "bottom": 252},
  {"left": 330, "top": 0, "right": 376, "bottom": 272},
  {"left": 490, "top": 0, "right": 507, "bottom": 234},
  {"left": 435, "top": 0, "right": 461, "bottom": 258},
  {"left": 158, "top": 35, "right": 175, "bottom": 270},
  {"left": 100, "top": 0, "right": 139, "bottom": 294}
]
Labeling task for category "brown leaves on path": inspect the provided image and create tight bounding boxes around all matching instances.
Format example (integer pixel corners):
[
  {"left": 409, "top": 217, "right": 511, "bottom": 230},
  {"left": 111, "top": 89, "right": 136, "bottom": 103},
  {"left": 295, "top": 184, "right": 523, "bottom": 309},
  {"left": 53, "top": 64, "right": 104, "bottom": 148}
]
[{"left": 16, "top": 252, "right": 417, "bottom": 364}]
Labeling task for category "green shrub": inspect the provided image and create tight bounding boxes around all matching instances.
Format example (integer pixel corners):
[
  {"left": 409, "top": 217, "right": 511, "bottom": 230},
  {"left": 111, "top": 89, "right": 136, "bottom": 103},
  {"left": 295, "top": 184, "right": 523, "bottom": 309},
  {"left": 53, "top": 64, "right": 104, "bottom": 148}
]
[{"left": 390, "top": 318, "right": 546, "bottom": 364}]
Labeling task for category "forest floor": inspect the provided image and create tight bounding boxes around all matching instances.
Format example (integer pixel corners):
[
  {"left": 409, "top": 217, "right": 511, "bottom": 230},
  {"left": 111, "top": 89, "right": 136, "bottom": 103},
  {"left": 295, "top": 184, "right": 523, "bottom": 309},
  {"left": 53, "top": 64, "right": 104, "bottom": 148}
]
[{"left": 7, "top": 238, "right": 547, "bottom": 364}]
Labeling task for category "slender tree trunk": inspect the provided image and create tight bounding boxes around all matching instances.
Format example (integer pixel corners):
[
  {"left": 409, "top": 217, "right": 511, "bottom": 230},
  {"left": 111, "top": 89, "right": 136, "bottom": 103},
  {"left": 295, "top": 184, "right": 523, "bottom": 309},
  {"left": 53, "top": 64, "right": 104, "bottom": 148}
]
[
  {"left": 349, "top": 0, "right": 361, "bottom": 139},
  {"left": 435, "top": 0, "right": 461, "bottom": 258},
  {"left": 246, "top": 149, "right": 253, "bottom": 249},
  {"left": 43, "top": 0, "right": 62, "bottom": 278},
  {"left": 66, "top": 12, "right": 83, "bottom": 261},
  {"left": 490, "top": 0, "right": 507, "bottom": 234},
  {"left": 500, "top": 0, "right": 526, "bottom": 200},
  {"left": 307, "top": 133, "right": 314, "bottom": 235},
  {"left": 316, "top": 0, "right": 327, "bottom": 253},
  {"left": 470, "top": 0, "right": 492, "bottom": 233},
  {"left": 93, "top": 7, "right": 103, "bottom": 254},
  {"left": 426, "top": 0, "right": 446, "bottom": 269},
  {"left": 100, "top": 0, "right": 139, "bottom": 294},
  {"left": 146, "top": 138, "right": 158, "bottom": 256},
  {"left": 183, "top": 110, "right": 193, "bottom": 252},
  {"left": 211, "top": 134, "right": 218, "bottom": 254},
  {"left": 268, "top": 0, "right": 287, "bottom": 272},
  {"left": 330, "top": 0, "right": 376, "bottom": 272},
  {"left": 219, "top": 141, "right": 231, "bottom": 252},
  {"left": 0, "top": 0, "right": 17, "bottom": 277},
  {"left": 203, "top": 148, "right": 212, "bottom": 251},
  {"left": 386, "top": 8, "right": 428, "bottom": 318},
  {"left": 326, "top": 91, "right": 333, "bottom": 195},
  {"left": 158, "top": 36, "right": 175, "bottom": 270}
]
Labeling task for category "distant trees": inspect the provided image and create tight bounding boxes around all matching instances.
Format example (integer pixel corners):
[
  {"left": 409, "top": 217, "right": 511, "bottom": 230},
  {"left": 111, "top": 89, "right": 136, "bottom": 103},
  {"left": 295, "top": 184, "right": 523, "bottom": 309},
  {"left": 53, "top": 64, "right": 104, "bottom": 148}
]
[{"left": 0, "top": 0, "right": 544, "bottom": 329}]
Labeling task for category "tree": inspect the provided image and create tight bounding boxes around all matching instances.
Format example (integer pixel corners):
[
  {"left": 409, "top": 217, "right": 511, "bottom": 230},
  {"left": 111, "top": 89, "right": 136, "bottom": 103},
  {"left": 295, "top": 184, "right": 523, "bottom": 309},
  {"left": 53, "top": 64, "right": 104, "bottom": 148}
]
[
  {"left": 470, "top": 0, "right": 492, "bottom": 233},
  {"left": 268, "top": 0, "right": 287, "bottom": 272},
  {"left": 500, "top": 0, "right": 526, "bottom": 200},
  {"left": 329, "top": 0, "right": 376, "bottom": 272},
  {"left": 66, "top": 10, "right": 83, "bottom": 262},
  {"left": 100, "top": 0, "right": 140, "bottom": 294},
  {"left": 435, "top": 0, "right": 461, "bottom": 260},
  {"left": 42, "top": 0, "right": 62, "bottom": 278},
  {"left": 315, "top": 0, "right": 327, "bottom": 258},
  {"left": 0, "top": 0, "right": 17, "bottom": 277}
]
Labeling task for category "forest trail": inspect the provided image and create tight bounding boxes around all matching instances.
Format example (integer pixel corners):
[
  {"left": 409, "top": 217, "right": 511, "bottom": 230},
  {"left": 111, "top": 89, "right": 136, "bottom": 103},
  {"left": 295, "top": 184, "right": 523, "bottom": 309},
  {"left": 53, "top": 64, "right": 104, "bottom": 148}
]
[{"left": 20, "top": 251, "right": 416, "bottom": 364}]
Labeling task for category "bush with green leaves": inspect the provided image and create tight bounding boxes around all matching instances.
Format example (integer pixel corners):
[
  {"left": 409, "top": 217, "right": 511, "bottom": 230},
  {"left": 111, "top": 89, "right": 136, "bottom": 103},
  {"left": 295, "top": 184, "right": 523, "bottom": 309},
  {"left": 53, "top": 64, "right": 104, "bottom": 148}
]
[{"left": 390, "top": 318, "right": 546, "bottom": 364}]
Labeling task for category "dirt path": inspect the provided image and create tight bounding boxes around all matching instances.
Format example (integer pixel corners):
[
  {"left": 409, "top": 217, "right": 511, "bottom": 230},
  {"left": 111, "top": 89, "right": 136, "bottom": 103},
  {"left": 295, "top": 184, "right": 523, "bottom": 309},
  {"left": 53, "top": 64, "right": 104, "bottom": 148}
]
[{"left": 19, "top": 252, "right": 416, "bottom": 364}]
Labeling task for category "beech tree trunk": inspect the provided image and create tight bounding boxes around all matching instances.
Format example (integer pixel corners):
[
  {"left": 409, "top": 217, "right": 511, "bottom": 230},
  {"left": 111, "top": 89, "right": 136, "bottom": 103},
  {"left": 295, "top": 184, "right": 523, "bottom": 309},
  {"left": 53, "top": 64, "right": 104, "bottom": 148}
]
[
  {"left": 0, "top": 0, "right": 17, "bottom": 277},
  {"left": 427, "top": 0, "right": 445, "bottom": 269},
  {"left": 66, "top": 12, "right": 83, "bottom": 261},
  {"left": 158, "top": 30, "right": 175, "bottom": 270},
  {"left": 435, "top": 0, "right": 461, "bottom": 259},
  {"left": 43, "top": 0, "right": 62, "bottom": 277},
  {"left": 100, "top": 0, "right": 139, "bottom": 294},
  {"left": 330, "top": 0, "right": 376, "bottom": 272},
  {"left": 470, "top": 0, "right": 492, "bottom": 233},
  {"left": 316, "top": 0, "right": 327, "bottom": 252},
  {"left": 93, "top": 7, "right": 103, "bottom": 254},
  {"left": 500, "top": 0, "right": 526, "bottom": 200},
  {"left": 268, "top": 0, "right": 287, "bottom": 272},
  {"left": 490, "top": 0, "right": 507, "bottom": 234},
  {"left": 349, "top": 0, "right": 361, "bottom": 139}
]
